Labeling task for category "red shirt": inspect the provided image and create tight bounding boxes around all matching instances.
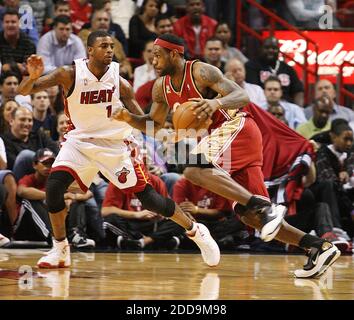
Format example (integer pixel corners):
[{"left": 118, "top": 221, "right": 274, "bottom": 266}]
[
  {"left": 102, "top": 173, "right": 168, "bottom": 211},
  {"left": 18, "top": 174, "right": 47, "bottom": 191},
  {"left": 136, "top": 79, "right": 155, "bottom": 110},
  {"left": 173, "top": 15, "right": 217, "bottom": 59},
  {"left": 173, "top": 178, "right": 232, "bottom": 211},
  {"left": 69, "top": 0, "right": 92, "bottom": 34},
  {"left": 163, "top": 60, "right": 229, "bottom": 131}
]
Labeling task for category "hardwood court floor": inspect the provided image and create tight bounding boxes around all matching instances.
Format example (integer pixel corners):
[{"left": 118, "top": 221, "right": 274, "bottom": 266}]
[{"left": 0, "top": 249, "right": 353, "bottom": 300}]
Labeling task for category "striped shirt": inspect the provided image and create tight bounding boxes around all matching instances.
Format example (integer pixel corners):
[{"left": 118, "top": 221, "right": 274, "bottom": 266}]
[{"left": 0, "top": 31, "right": 36, "bottom": 64}]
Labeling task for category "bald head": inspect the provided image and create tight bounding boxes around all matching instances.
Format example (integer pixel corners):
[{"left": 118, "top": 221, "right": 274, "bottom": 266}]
[
  {"left": 225, "top": 58, "right": 245, "bottom": 86},
  {"left": 315, "top": 79, "right": 336, "bottom": 101}
]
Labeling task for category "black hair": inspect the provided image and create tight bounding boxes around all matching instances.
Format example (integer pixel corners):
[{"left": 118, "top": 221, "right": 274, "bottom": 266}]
[
  {"left": 155, "top": 14, "right": 172, "bottom": 27},
  {"left": 3, "top": 8, "right": 20, "bottom": 19},
  {"left": 330, "top": 118, "right": 352, "bottom": 135},
  {"left": 157, "top": 33, "right": 184, "bottom": 47},
  {"left": 87, "top": 30, "right": 111, "bottom": 47},
  {"left": 205, "top": 36, "right": 223, "bottom": 44},
  {"left": 264, "top": 75, "right": 281, "bottom": 87},
  {"left": 0, "top": 71, "right": 20, "bottom": 86},
  {"left": 54, "top": 0, "right": 70, "bottom": 10},
  {"left": 216, "top": 21, "right": 231, "bottom": 30},
  {"left": 139, "top": 0, "right": 161, "bottom": 15},
  {"left": 53, "top": 15, "right": 72, "bottom": 27}
]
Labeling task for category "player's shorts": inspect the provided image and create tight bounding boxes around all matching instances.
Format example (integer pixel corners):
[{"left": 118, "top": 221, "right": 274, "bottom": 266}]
[
  {"left": 190, "top": 112, "right": 268, "bottom": 198},
  {"left": 51, "top": 136, "right": 150, "bottom": 193}
]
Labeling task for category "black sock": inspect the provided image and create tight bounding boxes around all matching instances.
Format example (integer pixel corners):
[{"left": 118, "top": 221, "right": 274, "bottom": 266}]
[
  {"left": 299, "top": 234, "right": 325, "bottom": 250},
  {"left": 245, "top": 195, "right": 271, "bottom": 211}
]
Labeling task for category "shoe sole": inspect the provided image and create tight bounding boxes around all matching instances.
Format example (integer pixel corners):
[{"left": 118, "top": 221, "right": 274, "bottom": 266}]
[
  {"left": 294, "top": 246, "right": 341, "bottom": 278},
  {"left": 261, "top": 205, "right": 287, "bottom": 242},
  {"left": 37, "top": 261, "right": 71, "bottom": 269}
]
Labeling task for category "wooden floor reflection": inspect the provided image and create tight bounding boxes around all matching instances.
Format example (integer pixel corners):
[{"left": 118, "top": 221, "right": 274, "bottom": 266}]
[{"left": 0, "top": 249, "right": 353, "bottom": 300}]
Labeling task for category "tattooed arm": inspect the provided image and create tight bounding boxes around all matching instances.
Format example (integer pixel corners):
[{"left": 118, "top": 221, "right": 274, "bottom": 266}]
[
  {"left": 191, "top": 62, "right": 250, "bottom": 120},
  {"left": 112, "top": 77, "right": 170, "bottom": 134},
  {"left": 18, "top": 55, "right": 74, "bottom": 96}
]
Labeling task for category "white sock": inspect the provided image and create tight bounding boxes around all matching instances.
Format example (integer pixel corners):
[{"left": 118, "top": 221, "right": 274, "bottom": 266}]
[{"left": 186, "top": 222, "right": 197, "bottom": 235}]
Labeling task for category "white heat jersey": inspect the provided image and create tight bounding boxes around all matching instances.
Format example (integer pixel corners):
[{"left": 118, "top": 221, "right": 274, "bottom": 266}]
[{"left": 65, "top": 58, "right": 132, "bottom": 140}]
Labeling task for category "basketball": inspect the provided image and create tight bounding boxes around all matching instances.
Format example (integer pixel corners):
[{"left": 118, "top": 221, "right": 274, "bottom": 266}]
[{"left": 172, "top": 101, "right": 199, "bottom": 130}]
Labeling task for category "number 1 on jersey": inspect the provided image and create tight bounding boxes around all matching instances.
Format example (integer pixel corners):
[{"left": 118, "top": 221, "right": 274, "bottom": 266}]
[{"left": 106, "top": 105, "right": 112, "bottom": 118}]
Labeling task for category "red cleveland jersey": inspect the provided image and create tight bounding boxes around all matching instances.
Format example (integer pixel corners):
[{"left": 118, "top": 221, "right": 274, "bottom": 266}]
[{"left": 162, "top": 60, "right": 231, "bottom": 131}]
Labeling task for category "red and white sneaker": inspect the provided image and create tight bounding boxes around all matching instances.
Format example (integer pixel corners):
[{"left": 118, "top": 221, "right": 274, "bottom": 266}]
[
  {"left": 37, "top": 238, "right": 71, "bottom": 268},
  {"left": 0, "top": 233, "right": 10, "bottom": 247},
  {"left": 187, "top": 223, "right": 220, "bottom": 267}
]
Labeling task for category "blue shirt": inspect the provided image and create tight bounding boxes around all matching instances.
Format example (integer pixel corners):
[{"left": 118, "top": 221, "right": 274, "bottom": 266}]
[
  {"left": 37, "top": 30, "right": 86, "bottom": 74},
  {"left": 304, "top": 103, "right": 354, "bottom": 123},
  {"left": 260, "top": 100, "right": 307, "bottom": 129}
]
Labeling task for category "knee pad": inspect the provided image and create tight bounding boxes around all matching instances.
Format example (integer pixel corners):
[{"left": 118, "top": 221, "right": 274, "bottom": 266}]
[
  {"left": 46, "top": 171, "right": 75, "bottom": 213},
  {"left": 135, "top": 184, "right": 175, "bottom": 217}
]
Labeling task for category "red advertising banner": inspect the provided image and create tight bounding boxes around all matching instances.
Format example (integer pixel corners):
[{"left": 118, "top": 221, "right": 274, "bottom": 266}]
[{"left": 263, "top": 30, "right": 354, "bottom": 84}]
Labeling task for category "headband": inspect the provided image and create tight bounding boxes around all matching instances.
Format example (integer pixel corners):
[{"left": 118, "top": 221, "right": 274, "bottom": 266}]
[{"left": 154, "top": 38, "right": 184, "bottom": 55}]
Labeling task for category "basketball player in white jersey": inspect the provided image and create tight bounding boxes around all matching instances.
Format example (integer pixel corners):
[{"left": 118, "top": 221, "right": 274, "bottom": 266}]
[{"left": 18, "top": 31, "right": 220, "bottom": 268}]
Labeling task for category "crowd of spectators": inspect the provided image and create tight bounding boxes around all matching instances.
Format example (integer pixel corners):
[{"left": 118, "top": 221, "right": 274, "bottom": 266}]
[{"left": 0, "top": 0, "right": 353, "bottom": 254}]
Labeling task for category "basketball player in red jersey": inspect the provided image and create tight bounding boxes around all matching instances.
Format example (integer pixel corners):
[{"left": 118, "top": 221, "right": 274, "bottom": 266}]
[
  {"left": 113, "top": 34, "right": 340, "bottom": 278},
  {"left": 18, "top": 31, "right": 220, "bottom": 268}
]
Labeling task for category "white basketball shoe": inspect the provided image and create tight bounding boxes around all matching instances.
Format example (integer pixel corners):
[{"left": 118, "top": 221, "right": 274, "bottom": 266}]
[
  {"left": 187, "top": 222, "right": 220, "bottom": 267},
  {"left": 37, "top": 238, "right": 71, "bottom": 268}
]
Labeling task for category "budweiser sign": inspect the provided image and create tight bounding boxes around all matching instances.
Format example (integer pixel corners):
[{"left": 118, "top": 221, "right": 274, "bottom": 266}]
[{"left": 263, "top": 31, "right": 354, "bottom": 84}]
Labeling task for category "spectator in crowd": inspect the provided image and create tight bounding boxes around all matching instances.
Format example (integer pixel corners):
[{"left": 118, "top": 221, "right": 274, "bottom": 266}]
[
  {"left": 56, "top": 111, "right": 69, "bottom": 144},
  {"left": 0, "top": 0, "right": 39, "bottom": 44},
  {"left": 25, "top": 0, "right": 55, "bottom": 35},
  {"left": 203, "top": 37, "right": 225, "bottom": 73},
  {"left": 0, "top": 72, "right": 31, "bottom": 109},
  {"left": 155, "top": 13, "right": 174, "bottom": 35},
  {"left": 69, "top": 0, "right": 92, "bottom": 34},
  {"left": 133, "top": 40, "right": 157, "bottom": 92},
  {"left": 0, "top": 150, "right": 18, "bottom": 228},
  {"left": 41, "top": 0, "right": 71, "bottom": 35},
  {"left": 87, "top": 0, "right": 128, "bottom": 55},
  {"left": 0, "top": 99, "right": 19, "bottom": 134},
  {"left": 102, "top": 173, "right": 185, "bottom": 250},
  {"left": 283, "top": 0, "right": 340, "bottom": 29},
  {"left": 45, "top": 85, "right": 64, "bottom": 116},
  {"left": 31, "top": 91, "right": 56, "bottom": 139},
  {"left": 297, "top": 95, "right": 332, "bottom": 139},
  {"left": 0, "top": 9, "right": 36, "bottom": 75},
  {"left": 173, "top": 177, "right": 245, "bottom": 250},
  {"left": 267, "top": 104, "right": 289, "bottom": 126},
  {"left": 16, "top": 148, "right": 54, "bottom": 244},
  {"left": 78, "top": 9, "right": 132, "bottom": 80},
  {"left": 262, "top": 76, "right": 306, "bottom": 129},
  {"left": 245, "top": 36, "right": 305, "bottom": 107},
  {"left": 37, "top": 15, "right": 86, "bottom": 74},
  {"left": 214, "top": 22, "right": 248, "bottom": 64},
  {"left": 1, "top": 106, "right": 58, "bottom": 179},
  {"left": 224, "top": 58, "right": 267, "bottom": 106},
  {"left": 203, "top": 0, "right": 236, "bottom": 43},
  {"left": 0, "top": 179, "right": 11, "bottom": 246},
  {"left": 305, "top": 79, "right": 354, "bottom": 123},
  {"left": 173, "top": 0, "right": 217, "bottom": 59},
  {"left": 54, "top": 0, "right": 71, "bottom": 17},
  {"left": 129, "top": 0, "right": 159, "bottom": 58},
  {"left": 315, "top": 120, "right": 354, "bottom": 238}
]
